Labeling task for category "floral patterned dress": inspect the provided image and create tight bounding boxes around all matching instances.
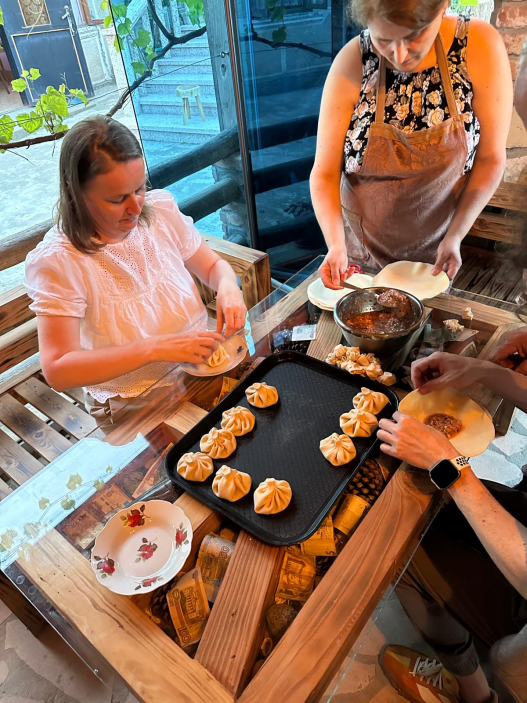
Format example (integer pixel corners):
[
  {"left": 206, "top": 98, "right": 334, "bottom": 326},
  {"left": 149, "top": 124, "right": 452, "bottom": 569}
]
[{"left": 344, "top": 16, "right": 480, "bottom": 176}]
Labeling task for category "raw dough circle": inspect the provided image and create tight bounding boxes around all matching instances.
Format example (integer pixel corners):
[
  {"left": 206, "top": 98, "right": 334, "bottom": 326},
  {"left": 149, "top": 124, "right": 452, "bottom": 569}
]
[
  {"left": 308, "top": 273, "right": 375, "bottom": 309},
  {"left": 399, "top": 388, "right": 495, "bottom": 457},
  {"left": 373, "top": 261, "right": 449, "bottom": 300}
]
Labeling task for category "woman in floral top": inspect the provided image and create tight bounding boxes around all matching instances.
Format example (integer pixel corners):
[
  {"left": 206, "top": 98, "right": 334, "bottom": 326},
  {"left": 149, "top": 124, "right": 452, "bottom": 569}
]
[{"left": 310, "top": 0, "right": 512, "bottom": 287}]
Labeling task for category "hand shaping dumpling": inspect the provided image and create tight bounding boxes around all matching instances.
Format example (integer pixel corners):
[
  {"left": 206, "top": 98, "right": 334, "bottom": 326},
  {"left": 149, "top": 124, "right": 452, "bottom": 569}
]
[
  {"left": 212, "top": 465, "right": 251, "bottom": 502},
  {"left": 221, "top": 406, "right": 255, "bottom": 436},
  {"left": 200, "top": 427, "right": 236, "bottom": 459},
  {"left": 340, "top": 409, "right": 378, "bottom": 438},
  {"left": 320, "top": 433, "right": 357, "bottom": 466},
  {"left": 353, "top": 387, "right": 389, "bottom": 415},
  {"left": 177, "top": 452, "right": 214, "bottom": 481},
  {"left": 245, "top": 382, "right": 279, "bottom": 408},
  {"left": 206, "top": 345, "right": 229, "bottom": 368},
  {"left": 254, "top": 478, "right": 292, "bottom": 515}
]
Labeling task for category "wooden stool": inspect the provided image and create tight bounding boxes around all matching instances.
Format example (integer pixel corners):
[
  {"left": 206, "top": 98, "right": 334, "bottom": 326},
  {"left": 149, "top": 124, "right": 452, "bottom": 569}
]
[{"left": 176, "top": 85, "right": 206, "bottom": 125}]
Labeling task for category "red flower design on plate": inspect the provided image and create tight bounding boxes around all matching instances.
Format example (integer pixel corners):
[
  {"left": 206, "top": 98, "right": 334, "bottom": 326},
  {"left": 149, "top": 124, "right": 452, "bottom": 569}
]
[
  {"left": 175, "top": 523, "right": 189, "bottom": 548},
  {"left": 93, "top": 553, "right": 115, "bottom": 578},
  {"left": 120, "top": 504, "right": 148, "bottom": 528},
  {"left": 136, "top": 537, "right": 158, "bottom": 562},
  {"left": 135, "top": 576, "right": 162, "bottom": 590}
]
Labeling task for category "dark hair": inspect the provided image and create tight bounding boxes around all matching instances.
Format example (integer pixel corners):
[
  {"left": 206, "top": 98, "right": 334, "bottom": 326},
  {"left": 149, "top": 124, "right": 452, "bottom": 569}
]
[
  {"left": 349, "top": 0, "right": 449, "bottom": 30},
  {"left": 57, "top": 115, "right": 150, "bottom": 254}
]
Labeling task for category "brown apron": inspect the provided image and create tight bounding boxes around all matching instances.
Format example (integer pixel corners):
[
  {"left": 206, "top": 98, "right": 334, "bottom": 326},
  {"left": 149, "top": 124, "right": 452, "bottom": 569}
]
[{"left": 341, "top": 34, "right": 469, "bottom": 268}]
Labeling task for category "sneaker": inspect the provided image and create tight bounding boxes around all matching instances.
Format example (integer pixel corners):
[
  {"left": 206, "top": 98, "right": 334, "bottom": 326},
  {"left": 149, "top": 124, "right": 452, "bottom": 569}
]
[{"left": 379, "top": 645, "right": 460, "bottom": 703}]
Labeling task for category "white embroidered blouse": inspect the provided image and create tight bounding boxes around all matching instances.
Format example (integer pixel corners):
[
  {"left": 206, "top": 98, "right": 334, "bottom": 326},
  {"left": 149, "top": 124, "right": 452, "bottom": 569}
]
[{"left": 25, "top": 189, "right": 208, "bottom": 402}]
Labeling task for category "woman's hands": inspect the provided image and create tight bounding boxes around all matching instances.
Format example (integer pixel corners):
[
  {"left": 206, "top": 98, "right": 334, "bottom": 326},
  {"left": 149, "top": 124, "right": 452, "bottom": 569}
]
[
  {"left": 432, "top": 236, "right": 462, "bottom": 280},
  {"left": 411, "top": 351, "right": 485, "bottom": 394},
  {"left": 216, "top": 281, "right": 247, "bottom": 338},
  {"left": 378, "top": 412, "right": 458, "bottom": 470},
  {"left": 319, "top": 245, "right": 353, "bottom": 289},
  {"left": 151, "top": 331, "right": 225, "bottom": 364}
]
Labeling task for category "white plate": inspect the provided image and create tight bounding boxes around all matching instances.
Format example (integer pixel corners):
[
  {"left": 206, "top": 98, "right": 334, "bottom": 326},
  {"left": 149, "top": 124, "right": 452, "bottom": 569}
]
[
  {"left": 91, "top": 500, "right": 192, "bottom": 595},
  {"left": 373, "top": 261, "right": 449, "bottom": 300},
  {"left": 307, "top": 274, "right": 375, "bottom": 310},
  {"left": 180, "top": 335, "right": 248, "bottom": 377}
]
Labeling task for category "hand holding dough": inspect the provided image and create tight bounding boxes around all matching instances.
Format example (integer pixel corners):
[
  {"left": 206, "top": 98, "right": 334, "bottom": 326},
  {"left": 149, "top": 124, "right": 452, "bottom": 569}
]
[{"left": 206, "top": 346, "right": 229, "bottom": 368}]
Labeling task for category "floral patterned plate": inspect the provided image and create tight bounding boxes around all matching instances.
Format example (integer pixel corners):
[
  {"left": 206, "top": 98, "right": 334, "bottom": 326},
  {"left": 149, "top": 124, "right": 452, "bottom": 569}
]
[
  {"left": 91, "top": 500, "right": 192, "bottom": 595},
  {"left": 180, "top": 334, "right": 248, "bottom": 377}
]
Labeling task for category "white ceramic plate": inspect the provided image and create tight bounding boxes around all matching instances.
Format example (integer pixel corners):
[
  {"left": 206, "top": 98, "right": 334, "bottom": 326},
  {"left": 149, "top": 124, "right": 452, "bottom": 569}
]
[
  {"left": 307, "top": 274, "right": 375, "bottom": 310},
  {"left": 180, "top": 335, "right": 248, "bottom": 377},
  {"left": 91, "top": 500, "right": 192, "bottom": 595},
  {"left": 373, "top": 261, "right": 450, "bottom": 300}
]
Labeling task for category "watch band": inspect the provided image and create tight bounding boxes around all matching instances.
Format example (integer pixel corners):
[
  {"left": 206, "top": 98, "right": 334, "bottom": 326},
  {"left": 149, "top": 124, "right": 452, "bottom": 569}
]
[{"left": 449, "top": 456, "right": 470, "bottom": 470}]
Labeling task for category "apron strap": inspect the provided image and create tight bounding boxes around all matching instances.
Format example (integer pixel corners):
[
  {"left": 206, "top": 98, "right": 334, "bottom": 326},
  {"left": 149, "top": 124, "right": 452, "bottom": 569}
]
[{"left": 374, "top": 32, "right": 459, "bottom": 125}]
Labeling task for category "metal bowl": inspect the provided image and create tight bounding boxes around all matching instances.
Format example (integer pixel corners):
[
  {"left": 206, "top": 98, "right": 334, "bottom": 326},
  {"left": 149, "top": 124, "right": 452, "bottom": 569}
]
[{"left": 334, "top": 287, "right": 426, "bottom": 357}]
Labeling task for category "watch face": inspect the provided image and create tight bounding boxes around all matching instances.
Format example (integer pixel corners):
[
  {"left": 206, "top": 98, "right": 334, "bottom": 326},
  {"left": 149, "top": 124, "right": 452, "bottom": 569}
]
[{"left": 430, "top": 460, "right": 461, "bottom": 490}]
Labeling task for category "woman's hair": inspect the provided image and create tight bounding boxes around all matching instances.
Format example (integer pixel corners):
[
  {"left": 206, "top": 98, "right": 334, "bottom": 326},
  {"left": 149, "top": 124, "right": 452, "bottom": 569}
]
[
  {"left": 349, "top": 0, "right": 449, "bottom": 30},
  {"left": 56, "top": 115, "right": 150, "bottom": 254}
]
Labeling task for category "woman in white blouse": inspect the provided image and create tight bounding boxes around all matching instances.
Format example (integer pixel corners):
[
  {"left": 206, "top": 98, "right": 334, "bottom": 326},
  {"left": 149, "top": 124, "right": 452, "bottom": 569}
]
[{"left": 25, "top": 116, "right": 247, "bottom": 421}]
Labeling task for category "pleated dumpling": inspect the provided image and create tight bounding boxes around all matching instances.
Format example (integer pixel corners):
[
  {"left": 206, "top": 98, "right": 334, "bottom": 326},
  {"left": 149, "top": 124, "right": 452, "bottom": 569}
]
[
  {"left": 245, "top": 382, "right": 279, "bottom": 408},
  {"left": 254, "top": 478, "right": 292, "bottom": 515},
  {"left": 221, "top": 406, "right": 255, "bottom": 436},
  {"left": 206, "top": 345, "right": 229, "bottom": 368},
  {"left": 353, "top": 387, "right": 389, "bottom": 415},
  {"left": 320, "top": 433, "right": 357, "bottom": 466},
  {"left": 212, "top": 465, "right": 251, "bottom": 502},
  {"left": 339, "top": 409, "right": 378, "bottom": 438},
  {"left": 177, "top": 452, "right": 214, "bottom": 481},
  {"left": 200, "top": 427, "right": 236, "bottom": 459}
]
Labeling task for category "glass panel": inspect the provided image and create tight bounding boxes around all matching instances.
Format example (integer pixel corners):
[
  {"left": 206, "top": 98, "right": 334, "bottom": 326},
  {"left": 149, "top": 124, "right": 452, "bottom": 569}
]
[{"left": 19, "top": 0, "right": 50, "bottom": 26}]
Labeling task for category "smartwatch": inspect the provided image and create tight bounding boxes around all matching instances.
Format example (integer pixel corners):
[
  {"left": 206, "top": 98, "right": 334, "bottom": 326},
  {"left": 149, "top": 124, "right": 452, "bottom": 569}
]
[{"left": 429, "top": 456, "right": 470, "bottom": 490}]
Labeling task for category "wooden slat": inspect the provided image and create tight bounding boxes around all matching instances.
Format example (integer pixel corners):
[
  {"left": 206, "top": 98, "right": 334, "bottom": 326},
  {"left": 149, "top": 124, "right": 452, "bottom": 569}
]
[
  {"left": 307, "top": 310, "right": 343, "bottom": 360},
  {"left": 469, "top": 211, "right": 522, "bottom": 244},
  {"left": 241, "top": 467, "right": 441, "bottom": 703},
  {"left": 423, "top": 292, "right": 519, "bottom": 326},
  {"left": 0, "top": 573, "right": 47, "bottom": 637},
  {"left": 0, "top": 218, "right": 52, "bottom": 273},
  {"left": 196, "top": 532, "right": 284, "bottom": 696},
  {"left": 62, "top": 386, "right": 86, "bottom": 405},
  {"left": 14, "top": 377, "right": 97, "bottom": 439},
  {"left": 0, "top": 394, "right": 72, "bottom": 461},
  {"left": 488, "top": 181, "right": 527, "bottom": 213},
  {"left": 0, "top": 285, "right": 34, "bottom": 335},
  {"left": 0, "top": 427, "right": 44, "bottom": 485},
  {"left": 0, "top": 318, "right": 39, "bottom": 375},
  {"left": 0, "top": 475, "right": 12, "bottom": 499},
  {"left": 0, "top": 353, "right": 41, "bottom": 395}
]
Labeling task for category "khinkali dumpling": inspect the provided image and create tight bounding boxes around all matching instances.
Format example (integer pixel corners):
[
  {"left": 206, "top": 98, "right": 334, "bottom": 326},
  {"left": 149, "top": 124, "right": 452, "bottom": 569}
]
[
  {"left": 221, "top": 406, "right": 255, "bottom": 436},
  {"left": 200, "top": 427, "right": 236, "bottom": 459},
  {"left": 254, "top": 478, "right": 292, "bottom": 515},
  {"left": 339, "top": 409, "right": 378, "bottom": 438},
  {"left": 206, "top": 345, "right": 229, "bottom": 368},
  {"left": 319, "top": 433, "right": 357, "bottom": 466},
  {"left": 353, "top": 387, "right": 389, "bottom": 415},
  {"left": 245, "top": 382, "right": 279, "bottom": 408},
  {"left": 177, "top": 452, "right": 214, "bottom": 481},
  {"left": 212, "top": 465, "right": 251, "bottom": 502}
]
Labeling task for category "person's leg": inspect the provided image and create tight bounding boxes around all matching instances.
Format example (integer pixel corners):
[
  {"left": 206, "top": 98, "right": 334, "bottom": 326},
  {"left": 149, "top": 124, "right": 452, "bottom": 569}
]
[{"left": 490, "top": 626, "right": 527, "bottom": 703}]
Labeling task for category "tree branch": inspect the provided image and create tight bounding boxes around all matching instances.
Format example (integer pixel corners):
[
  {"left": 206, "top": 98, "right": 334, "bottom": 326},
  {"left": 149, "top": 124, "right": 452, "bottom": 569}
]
[
  {"left": 0, "top": 131, "right": 66, "bottom": 152},
  {"left": 249, "top": 27, "right": 331, "bottom": 59},
  {"left": 146, "top": 0, "right": 176, "bottom": 43},
  {"left": 106, "top": 25, "right": 207, "bottom": 117}
]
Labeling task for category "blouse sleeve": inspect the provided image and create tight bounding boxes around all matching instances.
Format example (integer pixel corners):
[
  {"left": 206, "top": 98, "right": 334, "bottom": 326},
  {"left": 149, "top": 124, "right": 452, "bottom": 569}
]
[
  {"left": 148, "top": 190, "right": 202, "bottom": 261},
  {"left": 25, "top": 243, "right": 88, "bottom": 317}
]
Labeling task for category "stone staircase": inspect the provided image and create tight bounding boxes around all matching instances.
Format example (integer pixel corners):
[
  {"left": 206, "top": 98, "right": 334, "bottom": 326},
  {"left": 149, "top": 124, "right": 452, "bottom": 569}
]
[{"left": 136, "top": 31, "right": 220, "bottom": 144}]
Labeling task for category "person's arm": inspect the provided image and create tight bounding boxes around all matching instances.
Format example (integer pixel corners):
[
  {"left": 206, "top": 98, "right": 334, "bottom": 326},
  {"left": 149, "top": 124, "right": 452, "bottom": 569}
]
[
  {"left": 432, "top": 20, "right": 513, "bottom": 279},
  {"left": 185, "top": 240, "right": 247, "bottom": 337},
  {"left": 378, "top": 413, "right": 527, "bottom": 599},
  {"left": 411, "top": 352, "right": 527, "bottom": 413},
  {"left": 38, "top": 316, "right": 225, "bottom": 392},
  {"left": 309, "top": 37, "right": 363, "bottom": 289}
]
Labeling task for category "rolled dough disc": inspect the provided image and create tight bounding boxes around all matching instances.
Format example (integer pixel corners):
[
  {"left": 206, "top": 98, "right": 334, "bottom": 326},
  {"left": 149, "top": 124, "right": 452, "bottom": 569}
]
[
  {"left": 399, "top": 387, "right": 495, "bottom": 457},
  {"left": 373, "top": 261, "right": 449, "bottom": 300}
]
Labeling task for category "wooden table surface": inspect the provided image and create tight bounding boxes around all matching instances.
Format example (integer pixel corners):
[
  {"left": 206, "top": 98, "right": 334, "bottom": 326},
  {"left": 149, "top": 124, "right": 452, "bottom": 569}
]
[{"left": 5, "top": 271, "right": 521, "bottom": 703}]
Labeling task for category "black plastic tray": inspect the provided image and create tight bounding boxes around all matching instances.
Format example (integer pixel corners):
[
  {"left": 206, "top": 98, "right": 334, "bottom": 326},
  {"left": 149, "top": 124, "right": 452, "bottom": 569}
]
[{"left": 165, "top": 351, "right": 398, "bottom": 546}]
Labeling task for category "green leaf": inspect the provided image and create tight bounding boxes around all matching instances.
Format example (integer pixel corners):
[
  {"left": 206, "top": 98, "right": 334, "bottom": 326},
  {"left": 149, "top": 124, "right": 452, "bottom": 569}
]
[
  {"left": 111, "top": 3, "right": 127, "bottom": 17},
  {"left": 29, "top": 68, "right": 40, "bottom": 80},
  {"left": 69, "top": 88, "right": 88, "bottom": 104},
  {"left": 272, "top": 25, "right": 287, "bottom": 43},
  {"left": 117, "top": 22, "right": 129, "bottom": 35},
  {"left": 0, "top": 529, "right": 18, "bottom": 551},
  {"left": 131, "top": 61, "right": 146, "bottom": 75},
  {"left": 67, "top": 474, "right": 82, "bottom": 490},
  {"left": 145, "top": 50, "right": 156, "bottom": 62},
  {"left": 24, "top": 523, "right": 40, "bottom": 539},
  {"left": 61, "top": 497, "right": 76, "bottom": 511},
  {"left": 265, "top": 0, "right": 278, "bottom": 8},
  {"left": 54, "top": 124, "right": 69, "bottom": 133},
  {"left": 38, "top": 497, "right": 50, "bottom": 510},
  {"left": 106, "top": 465, "right": 113, "bottom": 473},
  {"left": 16, "top": 112, "right": 43, "bottom": 133},
  {"left": 47, "top": 93, "right": 69, "bottom": 118},
  {"left": 114, "top": 35, "right": 121, "bottom": 52},
  {"left": 58, "top": 84, "right": 66, "bottom": 94},
  {"left": 100, "top": 0, "right": 108, "bottom": 9},
  {"left": 93, "top": 479, "right": 105, "bottom": 491},
  {"left": 21, "top": 70, "right": 29, "bottom": 78},
  {"left": 0, "top": 6, "right": 3, "bottom": 25},
  {"left": 103, "top": 14, "right": 112, "bottom": 27},
  {"left": 271, "top": 5, "right": 285, "bottom": 22},
  {"left": 0, "top": 114, "right": 15, "bottom": 144},
  {"left": 133, "top": 28, "right": 151, "bottom": 49},
  {"left": 11, "top": 78, "right": 27, "bottom": 93}
]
